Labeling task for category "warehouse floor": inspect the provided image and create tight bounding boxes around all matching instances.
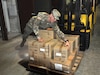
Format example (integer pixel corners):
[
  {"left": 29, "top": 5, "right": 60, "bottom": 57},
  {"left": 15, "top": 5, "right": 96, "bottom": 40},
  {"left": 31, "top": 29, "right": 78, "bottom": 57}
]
[{"left": 0, "top": 5, "right": 100, "bottom": 75}]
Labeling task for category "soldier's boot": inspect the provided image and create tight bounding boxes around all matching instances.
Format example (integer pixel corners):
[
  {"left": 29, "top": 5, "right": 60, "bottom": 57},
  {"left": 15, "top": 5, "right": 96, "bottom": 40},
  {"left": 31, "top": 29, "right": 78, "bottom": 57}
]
[
  {"left": 20, "top": 38, "right": 26, "bottom": 47},
  {"left": 20, "top": 32, "right": 30, "bottom": 47}
]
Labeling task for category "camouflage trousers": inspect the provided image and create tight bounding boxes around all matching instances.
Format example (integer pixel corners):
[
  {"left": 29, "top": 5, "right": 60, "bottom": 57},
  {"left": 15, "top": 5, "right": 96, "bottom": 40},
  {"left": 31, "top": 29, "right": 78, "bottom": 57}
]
[{"left": 20, "top": 25, "right": 35, "bottom": 47}]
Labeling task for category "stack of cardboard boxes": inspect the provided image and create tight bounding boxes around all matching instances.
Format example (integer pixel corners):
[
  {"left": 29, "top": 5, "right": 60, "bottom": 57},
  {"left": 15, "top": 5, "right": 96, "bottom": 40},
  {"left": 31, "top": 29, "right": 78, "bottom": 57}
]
[{"left": 28, "top": 30, "right": 80, "bottom": 73}]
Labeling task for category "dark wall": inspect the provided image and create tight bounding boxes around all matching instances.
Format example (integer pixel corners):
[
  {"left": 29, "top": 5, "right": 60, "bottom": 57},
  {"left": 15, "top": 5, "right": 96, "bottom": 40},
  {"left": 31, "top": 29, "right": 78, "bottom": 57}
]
[
  {"left": 17, "top": 0, "right": 52, "bottom": 33},
  {"left": 17, "top": 0, "right": 34, "bottom": 33},
  {"left": 34, "top": 0, "right": 52, "bottom": 14}
]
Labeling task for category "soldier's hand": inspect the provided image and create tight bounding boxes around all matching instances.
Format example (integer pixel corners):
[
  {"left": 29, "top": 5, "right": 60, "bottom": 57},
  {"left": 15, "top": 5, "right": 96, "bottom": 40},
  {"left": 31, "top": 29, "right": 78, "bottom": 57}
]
[
  {"left": 37, "top": 37, "right": 44, "bottom": 42},
  {"left": 64, "top": 40, "right": 70, "bottom": 47}
]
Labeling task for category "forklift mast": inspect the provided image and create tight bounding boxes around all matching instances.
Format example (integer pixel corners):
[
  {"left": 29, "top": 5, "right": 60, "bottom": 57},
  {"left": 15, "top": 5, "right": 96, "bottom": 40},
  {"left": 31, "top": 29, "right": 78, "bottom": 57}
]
[{"left": 53, "top": 0, "right": 97, "bottom": 51}]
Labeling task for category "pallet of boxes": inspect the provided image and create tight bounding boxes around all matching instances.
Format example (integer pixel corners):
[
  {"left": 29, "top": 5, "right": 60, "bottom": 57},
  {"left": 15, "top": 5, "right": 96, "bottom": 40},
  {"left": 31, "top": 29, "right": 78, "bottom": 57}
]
[{"left": 28, "top": 30, "right": 80, "bottom": 74}]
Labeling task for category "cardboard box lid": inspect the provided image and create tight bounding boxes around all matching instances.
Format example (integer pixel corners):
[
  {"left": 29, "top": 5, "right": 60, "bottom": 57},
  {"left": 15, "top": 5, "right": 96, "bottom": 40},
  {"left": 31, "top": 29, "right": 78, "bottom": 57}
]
[
  {"left": 39, "top": 30, "right": 54, "bottom": 39},
  {"left": 45, "top": 39, "right": 58, "bottom": 47},
  {"left": 53, "top": 41, "right": 63, "bottom": 51}
]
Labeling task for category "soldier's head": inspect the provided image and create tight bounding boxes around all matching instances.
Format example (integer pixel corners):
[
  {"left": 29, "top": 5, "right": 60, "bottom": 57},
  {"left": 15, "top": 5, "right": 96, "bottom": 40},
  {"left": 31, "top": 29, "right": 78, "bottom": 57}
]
[
  {"left": 51, "top": 9, "right": 61, "bottom": 20},
  {"left": 49, "top": 9, "right": 61, "bottom": 23}
]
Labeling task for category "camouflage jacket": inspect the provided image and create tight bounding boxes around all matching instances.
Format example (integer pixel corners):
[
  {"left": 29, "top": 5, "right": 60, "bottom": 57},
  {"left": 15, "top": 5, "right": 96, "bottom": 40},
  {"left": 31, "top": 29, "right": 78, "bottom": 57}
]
[{"left": 26, "top": 12, "right": 67, "bottom": 42}]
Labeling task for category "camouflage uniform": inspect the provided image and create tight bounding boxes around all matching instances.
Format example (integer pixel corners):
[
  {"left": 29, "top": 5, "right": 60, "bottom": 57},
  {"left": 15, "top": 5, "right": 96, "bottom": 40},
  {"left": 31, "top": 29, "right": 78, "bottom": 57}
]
[{"left": 20, "top": 12, "right": 66, "bottom": 47}]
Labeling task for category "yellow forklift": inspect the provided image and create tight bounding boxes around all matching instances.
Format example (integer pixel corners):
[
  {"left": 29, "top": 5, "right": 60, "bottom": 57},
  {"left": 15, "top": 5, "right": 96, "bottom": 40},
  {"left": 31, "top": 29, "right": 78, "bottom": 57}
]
[{"left": 58, "top": 0, "right": 97, "bottom": 51}]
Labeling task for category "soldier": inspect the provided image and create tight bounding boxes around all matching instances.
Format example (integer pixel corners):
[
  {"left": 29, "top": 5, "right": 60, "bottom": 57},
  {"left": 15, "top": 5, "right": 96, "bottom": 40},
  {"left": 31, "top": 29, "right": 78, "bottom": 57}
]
[{"left": 20, "top": 9, "right": 69, "bottom": 47}]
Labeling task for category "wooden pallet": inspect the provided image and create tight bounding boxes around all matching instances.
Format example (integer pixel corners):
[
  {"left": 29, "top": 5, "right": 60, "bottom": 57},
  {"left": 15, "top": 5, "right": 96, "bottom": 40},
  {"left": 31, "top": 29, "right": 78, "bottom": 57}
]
[
  {"left": 28, "top": 51, "right": 84, "bottom": 75},
  {"left": 71, "top": 51, "right": 84, "bottom": 73}
]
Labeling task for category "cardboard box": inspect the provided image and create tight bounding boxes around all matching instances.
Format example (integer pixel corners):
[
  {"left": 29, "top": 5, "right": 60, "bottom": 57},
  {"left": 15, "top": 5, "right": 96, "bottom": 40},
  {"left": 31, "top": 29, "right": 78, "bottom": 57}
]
[
  {"left": 69, "top": 40, "right": 75, "bottom": 53},
  {"left": 50, "top": 47, "right": 78, "bottom": 73},
  {"left": 65, "top": 34, "right": 80, "bottom": 49},
  {"left": 53, "top": 41, "right": 70, "bottom": 62},
  {"left": 34, "top": 39, "right": 57, "bottom": 57},
  {"left": 50, "top": 59, "right": 72, "bottom": 73},
  {"left": 28, "top": 40, "right": 37, "bottom": 56},
  {"left": 28, "top": 39, "right": 58, "bottom": 56},
  {"left": 39, "top": 55, "right": 51, "bottom": 68},
  {"left": 61, "top": 44, "right": 70, "bottom": 61},
  {"left": 29, "top": 54, "right": 51, "bottom": 68},
  {"left": 53, "top": 41, "right": 62, "bottom": 61},
  {"left": 64, "top": 48, "right": 78, "bottom": 71},
  {"left": 64, "top": 34, "right": 80, "bottom": 53},
  {"left": 55, "top": 34, "right": 79, "bottom": 53},
  {"left": 39, "top": 30, "right": 54, "bottom": 40},
  {"left": 28, "top": 39, "right": 51, "bottom": 53},
  {"left": 28, "top": 39, "right": 57, "bottom": 68},
  {"left": 44, "top": 39, "right": 57, "bottom": 58}
]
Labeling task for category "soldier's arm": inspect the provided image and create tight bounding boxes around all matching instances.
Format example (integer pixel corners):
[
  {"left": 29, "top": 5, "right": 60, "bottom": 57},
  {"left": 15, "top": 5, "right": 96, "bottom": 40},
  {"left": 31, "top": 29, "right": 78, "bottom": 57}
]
[
  {"left": 32, "top": 17, "right": 41, "bottom": 39},
  {"left": 52, "top": 23, "right": 68, "bottom": 42}
]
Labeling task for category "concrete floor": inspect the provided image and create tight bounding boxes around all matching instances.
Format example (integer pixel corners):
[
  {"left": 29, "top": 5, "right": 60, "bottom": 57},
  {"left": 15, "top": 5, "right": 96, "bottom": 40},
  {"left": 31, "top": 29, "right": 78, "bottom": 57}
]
[{"left": 0, "top": 5, "right": 100, "bottom": 75}]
